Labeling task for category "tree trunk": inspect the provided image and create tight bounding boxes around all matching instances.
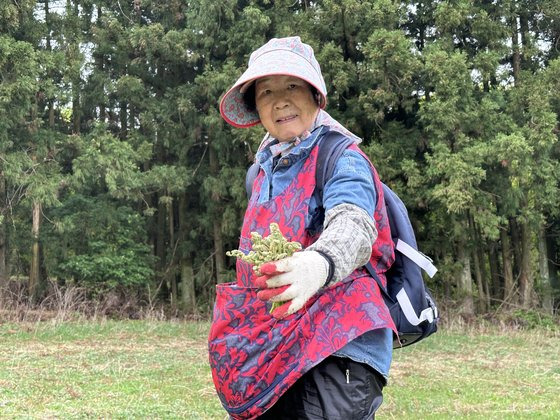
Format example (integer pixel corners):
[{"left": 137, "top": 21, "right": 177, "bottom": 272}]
[
  {"left": 0, "top": 176, "right": 6, "bottom": 285},
  {"left": 518, "top": 221, "right": 533, "bottom": 308},
  {"left": 156, "top": 196, "right": 168, "bottom": 298},
  {"left": 68, "top": 0, "right": 80, "bottom": 134},
  {"left": 546, "top": 233, "right": 559, "bottom": 311},
  {"left": 28, "top": 94, "right": 42, "bottom": 301},
  {"left": 95, "top": 5, "right": 105, "bottom": 123},
  {"left": 178, "top": 193, "right": 196, "bottom": 313},
  {"left": 488, "top": 241, "right": 501, "bottom": 302},
  {"left": 511, "top": 219, "right": 522, "bottom": 283},
  {"left": 213, "top": 220, "right": 225, "bottom": 284},
  {"left": 501, "top": 228, "right": 515, "bottom": 304},
  {"left": 45, "top": 0, "right": 56, "bottom": 128},
  {"left": 29, "top": 200, "right": 42, "bottom": 301},
  {"left": 469, "top": 213, "right": 487, "bottom": 311},
  {"left": 478, "top": 241, "right": 491, "bottom": 310},
  {"left": 511, "top": 9, "right": 521, "bottom": 83},
  {"left": 119, "top": 101, "right": 127, "bottom": 139},
  {"left": 417, "top": 3, "right": 426, "bottom": 51},
  {"left": 472, "top": 247, "right": 486, "bottom": 312},
  {"left": 153, "top": 119, "right": 169, "bottom": 299},
  {"left": 208, "top": 141, "right": 225, "bottom": 284},
  {"left": 538, "top": 226, "right": 552, "bottom": 313},
  {"left": 180, "top": 254, "right": 196, "bottom": 314},
  {"left": 457, "top": 242, "right": 474, "bottom": 315},
  {"left": 168, "top": 197, "right": 178, "bottom": 307},
  {"left": 72, "top": 88, "right": 80, "bottom": 134},
  {"left": 519, "top": 9, "right": 529, "bottom": 70}
]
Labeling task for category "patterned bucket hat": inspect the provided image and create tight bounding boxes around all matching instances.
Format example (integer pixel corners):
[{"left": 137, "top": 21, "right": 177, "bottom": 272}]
[{"left": 219, "top": 36, "right": 328, "bottom": 128}]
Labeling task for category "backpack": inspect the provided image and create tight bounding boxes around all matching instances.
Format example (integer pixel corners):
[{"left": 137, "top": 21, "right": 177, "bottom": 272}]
[{"left": 246, "top": 129, "right": 439, "bottom": 348}]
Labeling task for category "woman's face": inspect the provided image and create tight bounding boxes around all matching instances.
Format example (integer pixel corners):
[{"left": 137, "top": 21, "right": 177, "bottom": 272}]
[{"left": 254, "top": 75, "right": 319, "bottom": 142}]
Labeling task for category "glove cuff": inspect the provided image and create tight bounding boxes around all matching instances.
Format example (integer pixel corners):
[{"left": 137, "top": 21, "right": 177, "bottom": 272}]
[{"left": 314, "top": 250, "right": 335, "bottom": 285}]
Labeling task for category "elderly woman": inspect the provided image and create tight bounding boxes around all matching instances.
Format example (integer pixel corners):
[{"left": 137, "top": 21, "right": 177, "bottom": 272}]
[{"left": 209, "top": 37, "right": 395, "bottom": 419}]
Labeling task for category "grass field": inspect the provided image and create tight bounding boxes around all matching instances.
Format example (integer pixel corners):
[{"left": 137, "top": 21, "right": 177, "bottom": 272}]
[{"left": 0, "top": 319, "right": 559, "bottom": 419}]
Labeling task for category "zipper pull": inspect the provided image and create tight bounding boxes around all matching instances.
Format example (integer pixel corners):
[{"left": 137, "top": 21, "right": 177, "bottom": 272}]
[{"left": 346, "top": 369, "right": 350, "bottom": 384}]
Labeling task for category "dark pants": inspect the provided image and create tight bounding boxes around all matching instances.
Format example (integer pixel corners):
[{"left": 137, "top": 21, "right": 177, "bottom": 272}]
[{"left": 258, "top": 356, "right": 385, "bottom": 420}]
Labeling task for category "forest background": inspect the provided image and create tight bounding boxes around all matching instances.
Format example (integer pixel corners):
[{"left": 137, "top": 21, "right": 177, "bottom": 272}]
[{"left": 1, "top": 0, "right": 559, "bottom": 323}]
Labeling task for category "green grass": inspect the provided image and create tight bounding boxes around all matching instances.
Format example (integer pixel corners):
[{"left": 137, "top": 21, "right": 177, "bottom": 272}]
[
  {"left": 0, "top": 320, "right": 558, "bottom": 419},
  {"left": 0, "top": 320, "right": 222, "bottom": 419},
  {"left": 381, "top": 327, "right": 560, "bottom": 419}
]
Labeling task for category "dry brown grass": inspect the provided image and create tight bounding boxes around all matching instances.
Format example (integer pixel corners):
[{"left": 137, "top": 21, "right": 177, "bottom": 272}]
[{"left": 0, "top": 278, "right": 175, "bottom": 324}]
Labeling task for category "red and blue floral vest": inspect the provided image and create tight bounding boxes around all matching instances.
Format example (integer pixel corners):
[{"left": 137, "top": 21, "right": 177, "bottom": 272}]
[{"left": 208, "top": 141, "right": 395, "bottom": 419}]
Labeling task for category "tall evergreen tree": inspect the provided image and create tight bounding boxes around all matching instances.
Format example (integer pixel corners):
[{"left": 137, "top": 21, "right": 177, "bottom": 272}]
[{"left": 0, "top": 0, "right": 559, "bottom": 315}]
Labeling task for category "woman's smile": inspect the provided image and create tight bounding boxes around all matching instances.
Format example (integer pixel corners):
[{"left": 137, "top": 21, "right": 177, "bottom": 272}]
[{"left": 276, "top": 115, "right": 298, "bottom": 124}]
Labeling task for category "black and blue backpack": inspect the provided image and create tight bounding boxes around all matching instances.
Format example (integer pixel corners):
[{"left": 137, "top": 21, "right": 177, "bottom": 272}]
[{"left": 246, "top": 129, "right": 439, "bottom": 348}]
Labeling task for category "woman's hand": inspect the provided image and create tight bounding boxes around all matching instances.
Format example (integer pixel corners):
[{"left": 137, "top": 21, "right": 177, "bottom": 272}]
[{"left": 255, "top": 251, "right": 329, "bottom": 319}]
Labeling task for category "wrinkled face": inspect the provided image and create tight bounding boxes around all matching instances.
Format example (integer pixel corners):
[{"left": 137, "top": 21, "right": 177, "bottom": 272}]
[{"left": 255, "top": 75, "right": 319, "bottom": 142}]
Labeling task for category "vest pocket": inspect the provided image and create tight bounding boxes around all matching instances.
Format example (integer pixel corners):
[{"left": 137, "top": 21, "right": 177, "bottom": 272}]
[
  {"left": 209, "top": 283, "right": 269, "bottom": 339},
  {"left": 208, "top": 283, "right": 290, "bottom": 414}
]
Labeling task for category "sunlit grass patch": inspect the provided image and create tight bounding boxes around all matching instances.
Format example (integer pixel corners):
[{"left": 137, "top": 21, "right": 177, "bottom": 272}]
[
  {"left": 381, "top": 326, "right": 560, "bottom": 419},
  {"left": 0, "top": 320, "right": 558, "bottom": 418},
  {"left": 0, "top": 320, "right": 223, "bottom": 419}
]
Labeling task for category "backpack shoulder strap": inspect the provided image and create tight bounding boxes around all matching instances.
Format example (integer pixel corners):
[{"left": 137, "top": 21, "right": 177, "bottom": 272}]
[
  {"left": 245, "top": 162, "right": 260, "bottom": 199},
  {"left": 304, "top": 130, "right": 354, "bottom": 234},
  {"left": 314, "top": 130, "right": 355, "bottom": 207}
]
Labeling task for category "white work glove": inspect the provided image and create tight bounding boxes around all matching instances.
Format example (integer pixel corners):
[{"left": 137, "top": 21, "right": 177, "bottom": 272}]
[{"left": 255, "top": 251, "right": 330, "bottom": 319}]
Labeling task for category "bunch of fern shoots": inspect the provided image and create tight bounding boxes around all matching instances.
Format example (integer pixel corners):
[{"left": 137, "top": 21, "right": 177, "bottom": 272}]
[{"left": 227, "top": 223, "right": 301, "bottom": 311}]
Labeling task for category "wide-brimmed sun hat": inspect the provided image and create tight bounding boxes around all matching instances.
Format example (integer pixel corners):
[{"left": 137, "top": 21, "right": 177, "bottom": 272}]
[{"left": 219, "top": 36, "right": 328, "bottom": 128}]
